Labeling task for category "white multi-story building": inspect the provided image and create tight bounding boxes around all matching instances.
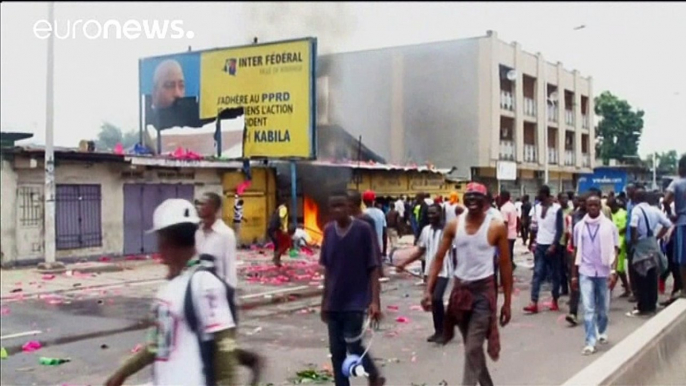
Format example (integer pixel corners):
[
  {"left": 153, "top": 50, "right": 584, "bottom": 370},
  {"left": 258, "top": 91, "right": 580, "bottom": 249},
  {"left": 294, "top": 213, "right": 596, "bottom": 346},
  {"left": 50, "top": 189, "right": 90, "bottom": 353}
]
[{"left": 317, "top": 30, "right": 595, "bottom": 195}]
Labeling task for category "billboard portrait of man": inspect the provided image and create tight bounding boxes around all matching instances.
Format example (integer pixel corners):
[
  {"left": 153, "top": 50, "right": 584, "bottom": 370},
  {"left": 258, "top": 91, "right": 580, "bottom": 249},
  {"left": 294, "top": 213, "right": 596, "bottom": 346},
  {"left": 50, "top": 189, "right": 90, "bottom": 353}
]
[
  {"left": 140, "top": 52, "right": 204, "bottom": 130},
  {"left": 152, "top": 59, "right": 186, "bottom": 110}
]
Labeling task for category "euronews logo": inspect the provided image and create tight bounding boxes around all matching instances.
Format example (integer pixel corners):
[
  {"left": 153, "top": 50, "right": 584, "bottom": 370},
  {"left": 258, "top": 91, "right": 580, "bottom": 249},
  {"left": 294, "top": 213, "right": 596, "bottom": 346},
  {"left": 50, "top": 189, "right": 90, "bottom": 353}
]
[{"left": 33, "top": 19, "right": 195, "bottom": 40}]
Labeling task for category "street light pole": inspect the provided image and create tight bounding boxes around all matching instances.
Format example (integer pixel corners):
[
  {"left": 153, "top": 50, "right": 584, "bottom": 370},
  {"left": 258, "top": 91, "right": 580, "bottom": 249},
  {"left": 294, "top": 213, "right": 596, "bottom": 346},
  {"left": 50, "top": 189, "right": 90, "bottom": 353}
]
[
  {"left": 652, "top": 152, "right": 658, "bottom": 190},
  {"left": 544, "top": 101, "right": 550, "bottom": 185},
  {"left": 39, "top": 1, "right": 64, "bottom": 272}
]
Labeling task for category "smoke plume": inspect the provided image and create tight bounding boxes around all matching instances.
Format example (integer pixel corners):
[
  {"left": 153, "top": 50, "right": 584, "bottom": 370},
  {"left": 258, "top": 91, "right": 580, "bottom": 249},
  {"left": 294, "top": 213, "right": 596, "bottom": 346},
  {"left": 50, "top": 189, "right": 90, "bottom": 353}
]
[{"left": 242, "top": 2, "right": 356, "bottom": 54}]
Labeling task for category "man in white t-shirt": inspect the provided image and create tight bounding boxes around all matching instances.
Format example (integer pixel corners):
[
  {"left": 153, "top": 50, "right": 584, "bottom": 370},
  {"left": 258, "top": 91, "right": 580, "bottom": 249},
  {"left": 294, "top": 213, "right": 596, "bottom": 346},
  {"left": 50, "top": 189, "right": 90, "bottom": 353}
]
[
  {"left": 196, "top": 192, "right": 263, "bottom": 385},
  {"left": 196, "top": 192, "right": 238, "bottom": 288},
  {"left": 105, "top": 199, "right": 239, "bottom": 386},
  {"left": 394, "top": 196, "right": 406, "bottom": 219},
  {"left": 397, "top": 204, "right": 453, "bottom": 344}
]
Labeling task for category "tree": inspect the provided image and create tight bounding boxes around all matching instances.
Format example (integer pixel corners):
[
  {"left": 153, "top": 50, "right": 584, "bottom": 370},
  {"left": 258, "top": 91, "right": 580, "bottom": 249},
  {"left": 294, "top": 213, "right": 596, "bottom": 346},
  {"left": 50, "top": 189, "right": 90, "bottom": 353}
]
[
  {"left": 95, "top": 122, "right": 138, "bottom": 150},
  {"left": 594, "top": 91, "right": 645, "bottom": 165},
  {"left": 643, "top": 150, "right": 683, "bottom": 175}
]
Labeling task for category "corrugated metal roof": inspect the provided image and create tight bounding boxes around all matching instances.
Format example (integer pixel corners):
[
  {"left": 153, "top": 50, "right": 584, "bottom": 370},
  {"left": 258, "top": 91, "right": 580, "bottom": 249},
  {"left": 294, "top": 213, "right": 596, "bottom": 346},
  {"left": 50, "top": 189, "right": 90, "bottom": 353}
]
[{"left": 294, "top": 160, "right": 450, "bottom": 174}]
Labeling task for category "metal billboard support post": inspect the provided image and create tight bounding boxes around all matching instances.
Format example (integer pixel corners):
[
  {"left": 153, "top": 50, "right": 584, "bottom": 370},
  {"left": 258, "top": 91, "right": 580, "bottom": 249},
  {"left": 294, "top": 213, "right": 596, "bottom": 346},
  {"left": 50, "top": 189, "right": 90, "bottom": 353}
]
[
  {"left": 39, "top": 1, "right": 64, "bottom": 273},
  {"left": 216, "top": 115, "right": 222, "bottom": 157}
]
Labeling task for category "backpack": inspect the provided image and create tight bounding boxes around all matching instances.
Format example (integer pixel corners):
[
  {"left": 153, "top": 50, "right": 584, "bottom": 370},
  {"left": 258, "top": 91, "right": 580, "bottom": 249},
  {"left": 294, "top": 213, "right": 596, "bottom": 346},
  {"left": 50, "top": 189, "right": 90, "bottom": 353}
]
[{"left": 183, "top": 254, "right": 238, "bottom": 386}]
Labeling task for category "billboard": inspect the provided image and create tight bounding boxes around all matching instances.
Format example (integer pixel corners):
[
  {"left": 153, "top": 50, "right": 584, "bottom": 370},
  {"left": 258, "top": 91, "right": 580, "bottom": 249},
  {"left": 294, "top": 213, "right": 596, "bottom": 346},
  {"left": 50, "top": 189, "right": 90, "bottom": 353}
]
[{"left": 139, "top": 37, "right": 317, "bottom": 159}]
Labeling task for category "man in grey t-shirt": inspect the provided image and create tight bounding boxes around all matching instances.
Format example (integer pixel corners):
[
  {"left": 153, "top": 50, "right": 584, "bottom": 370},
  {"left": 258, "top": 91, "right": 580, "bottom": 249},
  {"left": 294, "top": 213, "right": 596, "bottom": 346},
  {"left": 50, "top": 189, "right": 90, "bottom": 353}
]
[{"left": 664, "top": 155, "right": 686, "bottom": 294}]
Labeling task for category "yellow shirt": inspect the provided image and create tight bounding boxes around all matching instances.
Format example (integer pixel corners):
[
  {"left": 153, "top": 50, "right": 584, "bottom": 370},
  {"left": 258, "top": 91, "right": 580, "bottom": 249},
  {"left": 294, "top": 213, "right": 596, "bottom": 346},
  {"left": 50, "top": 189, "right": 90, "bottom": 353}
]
[{"left": 278, "top": 205, "right": 288, "bottom": 232}]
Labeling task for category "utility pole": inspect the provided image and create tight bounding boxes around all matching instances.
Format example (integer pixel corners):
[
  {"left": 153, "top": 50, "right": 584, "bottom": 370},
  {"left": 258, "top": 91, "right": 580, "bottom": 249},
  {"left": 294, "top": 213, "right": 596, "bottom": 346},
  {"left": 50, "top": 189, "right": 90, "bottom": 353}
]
[
  {"left": 652, "top": 152, "right": 658, "bottom": 190},
  {"left": 39, "top": 1, "right": 64, "bottom": 272}
]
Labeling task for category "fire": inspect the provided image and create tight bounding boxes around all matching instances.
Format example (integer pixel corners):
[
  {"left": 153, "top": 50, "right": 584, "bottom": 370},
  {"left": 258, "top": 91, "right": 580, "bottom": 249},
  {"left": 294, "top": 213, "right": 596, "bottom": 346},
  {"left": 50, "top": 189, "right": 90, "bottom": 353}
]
[{"left": 304, "top": 196, "right": 324, "bottom": 246}]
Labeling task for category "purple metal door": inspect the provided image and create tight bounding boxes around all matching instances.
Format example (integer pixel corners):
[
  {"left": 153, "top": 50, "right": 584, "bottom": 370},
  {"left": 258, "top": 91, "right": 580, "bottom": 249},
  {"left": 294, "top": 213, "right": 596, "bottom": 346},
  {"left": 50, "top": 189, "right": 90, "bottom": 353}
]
[
  {"left": 176, "top": 185, "right": 195, "bottom": 202},
  {"left": 123, "top": 184, "right": 144, "bottom": 255},
  {"left": 123, "top": 183, "right": 196, "bottom": 256},
  {"left": 142, "top": 184, "right": 163, "bottom": 254}
]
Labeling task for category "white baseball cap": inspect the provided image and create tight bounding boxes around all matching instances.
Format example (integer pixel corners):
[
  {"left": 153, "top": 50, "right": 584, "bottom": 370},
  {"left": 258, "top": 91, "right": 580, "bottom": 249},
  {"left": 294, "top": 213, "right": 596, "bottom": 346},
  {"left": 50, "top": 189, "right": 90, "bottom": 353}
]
[{"left": 146, "top": 198, "right": 201, "bottom": 233}]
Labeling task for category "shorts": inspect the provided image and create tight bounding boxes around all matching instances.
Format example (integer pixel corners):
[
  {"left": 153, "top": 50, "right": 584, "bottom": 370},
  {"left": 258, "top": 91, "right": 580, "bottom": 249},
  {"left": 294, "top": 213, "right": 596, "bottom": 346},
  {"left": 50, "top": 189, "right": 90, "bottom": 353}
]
[{"left": 675, "top": 225, "right": 686, "bottom": 266}]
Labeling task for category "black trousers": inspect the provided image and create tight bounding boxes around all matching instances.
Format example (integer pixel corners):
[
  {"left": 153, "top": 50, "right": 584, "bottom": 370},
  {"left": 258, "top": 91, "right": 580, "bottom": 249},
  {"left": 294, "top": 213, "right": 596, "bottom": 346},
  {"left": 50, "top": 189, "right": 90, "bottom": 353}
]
[
  {"left": 660, "top": 238, "right": 684, "bottom": 295},
  {"left": 432, "top": 277, "right": 450, "bottom": 335},
  {"left": 520, "top": 221, "right": 530, "bottom": 245},
  {"left": 559, "top": 246, "right": 569, "bottom": 295},
  {"left": 566, "top": 251, "right": 580, "bottom": 316},
  {"left": 628, "top": 249, "right": 640, "bottom": 298},
  {"left": 508, "top": 239, "right": 516, "bottom": 267},
  {"left": 327, "top": 312, "right": 379, "bottom": 386},
  {"left": 636, "top": 267, "right": 658, "bottom": 313}
]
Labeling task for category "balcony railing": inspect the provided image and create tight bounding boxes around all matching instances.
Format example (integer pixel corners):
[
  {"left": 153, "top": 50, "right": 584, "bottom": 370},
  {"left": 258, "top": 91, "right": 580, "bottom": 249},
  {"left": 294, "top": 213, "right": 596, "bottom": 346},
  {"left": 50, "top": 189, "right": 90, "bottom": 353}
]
[
  {"left": 582, "top": 114, "right": 589, "bottom": 129},
  {"left": 548, "top": 148, "right": 558, "bottom": 164},
  {"left": 500, "top": 91, "right": 514, "bottom": 111},
  {"left": 565, "top": 110, "right": 575, "bottom": 126},
  {"left": 582, "top": 153, "right": 591, "bottom": 167},
  {"left": 499, "top": 140, "right": 515, "bottom": 160},
  {"left": 564, "top": 150, "right": 576, "bottom": 166},
  {"left": 547, "top": 104, "right": 558, "bottom": 122},
  {"left": 523, "top": 144, "right": 537, "bottom": 163},
  {"left": 524, "top": 98, "right": 536, "bottom": 117}
]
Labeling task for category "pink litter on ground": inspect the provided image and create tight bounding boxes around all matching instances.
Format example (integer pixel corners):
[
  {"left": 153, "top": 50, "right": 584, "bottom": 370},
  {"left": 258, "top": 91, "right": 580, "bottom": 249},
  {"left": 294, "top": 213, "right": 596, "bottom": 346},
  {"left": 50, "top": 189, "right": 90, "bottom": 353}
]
[
  {"left": 99, "top": 257, "right": 112, "bottom": 262},
  {"left": 131, "top": 344, "right": 143, "bottom": 353},
  {"left": 395, "top": 316, "right": 410, "bottom": 323},
  {"left": 41, "top": 274, "right": 55, "bottom": 280},
  {"left": 387, "top": 305, "right": 399, "bottom": 311},
  {"left": 409, "top": 305, "right": 423, "bottom": 311},
  {"left": 22, "top": 340, "right": 42, "bottom": 352},
  {"left": 1, "top": 307, "right": 10, "bottom": 315}
]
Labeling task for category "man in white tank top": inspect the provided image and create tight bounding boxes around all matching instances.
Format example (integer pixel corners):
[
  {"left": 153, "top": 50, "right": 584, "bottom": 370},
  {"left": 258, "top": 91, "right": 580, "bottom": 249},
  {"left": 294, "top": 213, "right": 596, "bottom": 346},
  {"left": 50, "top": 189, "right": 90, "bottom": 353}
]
[{"left": 421, "top": 182, "right": 513, "bottom": 386}]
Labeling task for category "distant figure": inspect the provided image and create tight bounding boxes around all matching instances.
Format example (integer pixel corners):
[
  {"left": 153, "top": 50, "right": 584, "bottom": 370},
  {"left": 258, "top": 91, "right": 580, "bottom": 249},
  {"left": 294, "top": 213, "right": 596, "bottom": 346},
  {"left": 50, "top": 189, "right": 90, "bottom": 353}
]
[
  {"left": 363, "top": 190, "right": 388, "bottom": 259},
  {"left": 290, "top": 224, "right": 313, "bottom": 248},
  {"left": 499, "top": 191, "right": 518, "bottom": 270},
  {"left": 386, "top": 204, "right": 401, "bottom": 255},
  {"left": 267, "top": 200, "right": 290, "bottom": 267},
  {"left": 524, "top": 185, "right": 564, "bottom": 314},
  {"left": 233, "top": 195, "right": 247, "bottom": 247}
]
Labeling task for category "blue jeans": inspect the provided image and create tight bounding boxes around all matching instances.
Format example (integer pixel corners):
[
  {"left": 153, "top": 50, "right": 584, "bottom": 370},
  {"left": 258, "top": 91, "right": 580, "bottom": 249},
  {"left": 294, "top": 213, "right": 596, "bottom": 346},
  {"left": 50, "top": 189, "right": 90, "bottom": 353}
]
[
  {"left": 580, "top": 275, "right": 609, "bottom": 347},
  {"left": 326, "top": 311, "right": 379, "bottom": 386},
  {"left": 531, "top": 244, "right": 561, "bottom": 303}
]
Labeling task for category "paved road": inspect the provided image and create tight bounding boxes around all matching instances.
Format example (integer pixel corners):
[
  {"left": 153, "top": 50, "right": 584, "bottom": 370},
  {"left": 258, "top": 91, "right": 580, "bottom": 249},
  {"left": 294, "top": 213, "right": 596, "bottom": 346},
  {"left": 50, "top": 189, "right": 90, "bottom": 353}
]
[{"left": 3, "top": 243, "right": 673, "bottom": 386}]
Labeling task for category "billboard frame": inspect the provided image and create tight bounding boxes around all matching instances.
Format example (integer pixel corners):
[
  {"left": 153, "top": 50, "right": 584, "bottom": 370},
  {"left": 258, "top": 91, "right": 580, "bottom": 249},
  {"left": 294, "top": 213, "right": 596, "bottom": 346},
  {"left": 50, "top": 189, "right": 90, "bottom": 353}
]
[{"left": 138, "top": 37, "right": 317, "bottom": 161}]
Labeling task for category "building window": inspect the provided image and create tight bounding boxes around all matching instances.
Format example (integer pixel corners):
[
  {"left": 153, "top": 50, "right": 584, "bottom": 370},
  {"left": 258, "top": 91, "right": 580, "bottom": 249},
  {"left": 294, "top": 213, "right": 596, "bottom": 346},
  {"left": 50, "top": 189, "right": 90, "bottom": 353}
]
[
  {"left": 18, "top": 186, "right": 43, "bottom": 227},
  {"left": 55, "top": 184, "right": 102, "bottom": 250}
]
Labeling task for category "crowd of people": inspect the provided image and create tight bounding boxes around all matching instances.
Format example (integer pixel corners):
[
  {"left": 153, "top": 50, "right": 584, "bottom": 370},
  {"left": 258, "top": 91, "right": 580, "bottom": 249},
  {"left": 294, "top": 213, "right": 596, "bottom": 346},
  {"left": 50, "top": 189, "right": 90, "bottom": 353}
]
[{"left": 105, "top": 154, "right": 685, "bottom": 386}]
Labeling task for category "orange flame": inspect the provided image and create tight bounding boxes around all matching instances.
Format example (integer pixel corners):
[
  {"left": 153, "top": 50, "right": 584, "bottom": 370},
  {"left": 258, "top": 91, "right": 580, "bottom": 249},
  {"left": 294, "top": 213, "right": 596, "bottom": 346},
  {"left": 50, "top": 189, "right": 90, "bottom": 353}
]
[{"left": 304, "top": 196, "right": 323, "bottom": 246}]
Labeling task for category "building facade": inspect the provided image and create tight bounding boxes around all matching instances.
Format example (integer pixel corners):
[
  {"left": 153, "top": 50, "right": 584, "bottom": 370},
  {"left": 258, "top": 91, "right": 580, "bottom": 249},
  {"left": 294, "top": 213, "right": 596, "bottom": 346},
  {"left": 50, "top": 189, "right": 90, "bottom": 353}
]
[
  {"left": 0, "top": 147, "right": 275, "bottom": 266},
  {"left": 317, "top": 30, "right": 595, "bottom": 195}
]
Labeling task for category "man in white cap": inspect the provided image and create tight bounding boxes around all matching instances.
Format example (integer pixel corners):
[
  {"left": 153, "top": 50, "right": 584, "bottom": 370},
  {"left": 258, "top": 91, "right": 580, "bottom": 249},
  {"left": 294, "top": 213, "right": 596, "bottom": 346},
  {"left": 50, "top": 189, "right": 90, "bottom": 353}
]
[{"left": 105, "top": 199, "right": 241, "bottom": 386}]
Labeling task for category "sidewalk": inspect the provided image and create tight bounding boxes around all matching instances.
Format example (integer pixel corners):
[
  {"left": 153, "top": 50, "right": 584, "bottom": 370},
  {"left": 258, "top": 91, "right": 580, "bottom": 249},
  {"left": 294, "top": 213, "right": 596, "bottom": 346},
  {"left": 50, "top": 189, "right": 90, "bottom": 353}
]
[{"left": 0, "top": 247, "right": 325, "bottom": 301}]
